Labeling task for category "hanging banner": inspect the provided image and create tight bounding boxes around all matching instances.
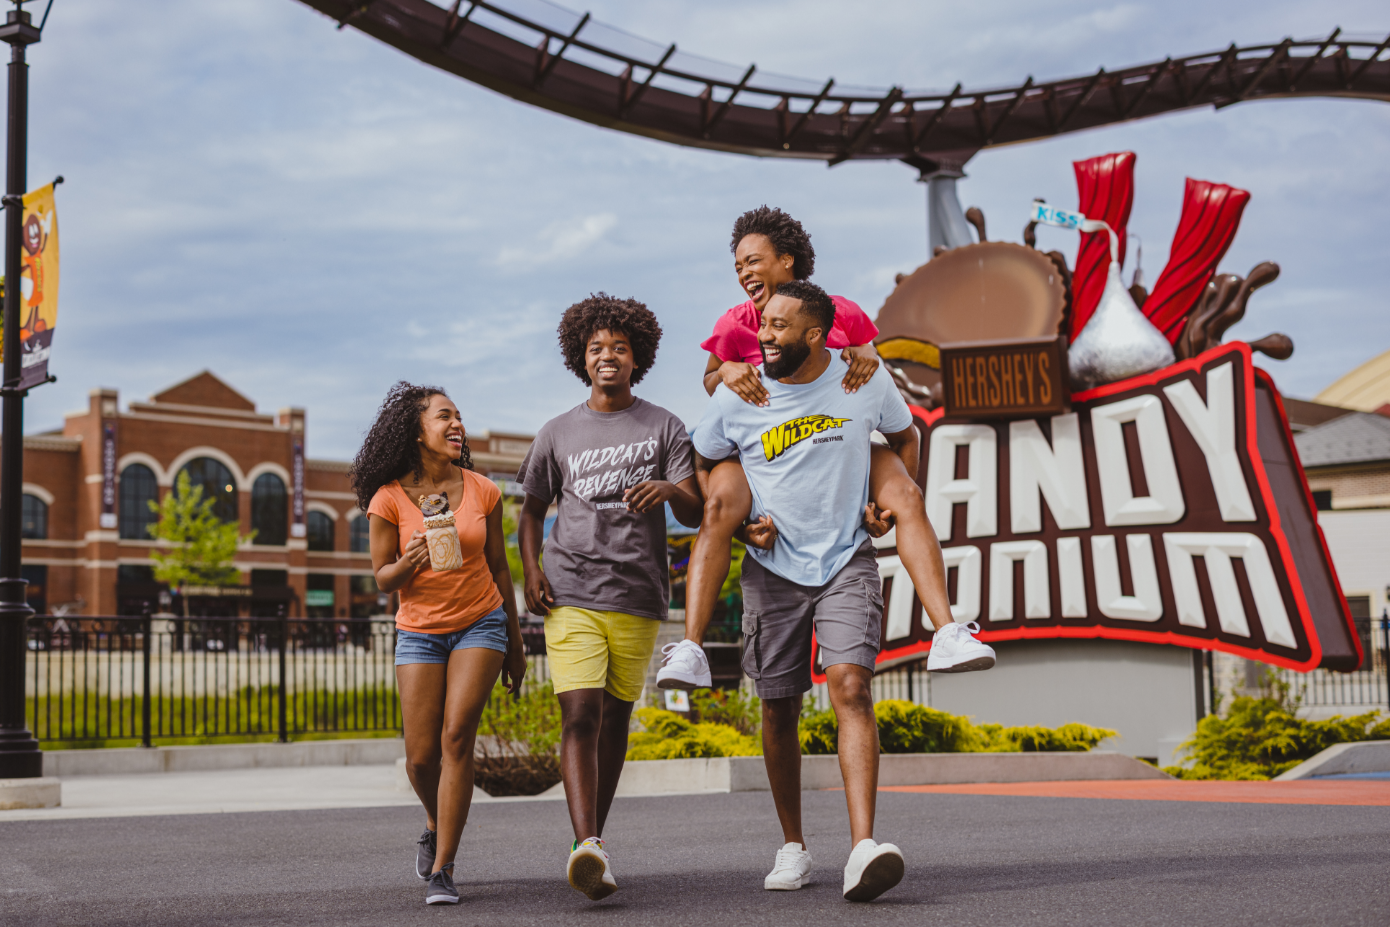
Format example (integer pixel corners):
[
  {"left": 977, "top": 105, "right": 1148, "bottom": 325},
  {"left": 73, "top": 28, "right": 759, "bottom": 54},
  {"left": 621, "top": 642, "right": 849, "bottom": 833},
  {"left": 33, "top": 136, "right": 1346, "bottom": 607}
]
[
  {"left": 0, "top": 182, "right": 60, "bottom": 390},
  {"left": 99, "top": 420, "right": 117, "bottom": 529},
  {"left": 290, "top": 440, "right": 306, "bottom": 539}
]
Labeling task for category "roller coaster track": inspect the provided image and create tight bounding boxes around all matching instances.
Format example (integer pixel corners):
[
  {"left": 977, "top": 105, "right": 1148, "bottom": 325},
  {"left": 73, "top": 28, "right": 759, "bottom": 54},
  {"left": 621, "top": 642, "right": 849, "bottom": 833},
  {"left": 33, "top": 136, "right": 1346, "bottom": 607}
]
[{"left": 300, "top": 0, "right": 1388, "bottom": 172}]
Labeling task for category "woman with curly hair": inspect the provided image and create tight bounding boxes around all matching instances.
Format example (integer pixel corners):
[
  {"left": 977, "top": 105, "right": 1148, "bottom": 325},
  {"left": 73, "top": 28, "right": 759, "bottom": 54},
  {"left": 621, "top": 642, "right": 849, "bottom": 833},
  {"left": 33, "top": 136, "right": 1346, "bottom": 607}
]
[
  {"left": 658, "top": 205, "right": 995, "bottom": 694},
  {"left": 352, "top": 382, "right": 526, "bottom": 906},
  {"left": 516, "top": 293, "right": 701, "bottom": 900}
]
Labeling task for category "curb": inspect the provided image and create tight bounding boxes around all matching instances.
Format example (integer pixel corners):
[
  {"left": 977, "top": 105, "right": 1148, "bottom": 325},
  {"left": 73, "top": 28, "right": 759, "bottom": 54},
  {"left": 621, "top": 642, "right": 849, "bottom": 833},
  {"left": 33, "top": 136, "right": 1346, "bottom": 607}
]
[
  {"left": 1273, "top": 740, "right": 1390, "bottom": 780},
  {"left": 0, "top": 777, "right": 61, "bottom": 810},
  {"left": 42, "top": 739, "right": 405, "bottom": 778}
]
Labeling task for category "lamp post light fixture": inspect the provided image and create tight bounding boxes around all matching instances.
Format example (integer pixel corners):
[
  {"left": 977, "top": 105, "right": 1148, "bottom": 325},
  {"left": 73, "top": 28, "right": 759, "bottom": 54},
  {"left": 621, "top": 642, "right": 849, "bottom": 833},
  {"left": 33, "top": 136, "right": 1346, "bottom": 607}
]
[{"left": 0, "top": 0, "right": 45, "bottom": 780}]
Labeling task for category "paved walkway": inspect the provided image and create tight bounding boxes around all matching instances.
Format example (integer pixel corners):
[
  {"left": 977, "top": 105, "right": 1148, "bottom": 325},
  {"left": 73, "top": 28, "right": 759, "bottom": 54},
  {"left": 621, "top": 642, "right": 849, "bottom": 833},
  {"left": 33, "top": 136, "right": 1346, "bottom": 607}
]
[
  {"left": 885, "top": 778, "right": 1390, "bottom": 805},
  {"left": 5, "top": 785, "right": 1388, "bottom": 926}
]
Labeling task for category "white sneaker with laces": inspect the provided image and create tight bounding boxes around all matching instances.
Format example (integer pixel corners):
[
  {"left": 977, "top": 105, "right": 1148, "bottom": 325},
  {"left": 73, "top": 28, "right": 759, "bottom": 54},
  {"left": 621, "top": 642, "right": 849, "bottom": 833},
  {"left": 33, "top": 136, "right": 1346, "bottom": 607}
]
[
  {"left": 842, "top": 839, "right": 904, "bottom": 902},
  {"left": 567, "top": 837, "right": 617, "bottom": 900},
  {"left": 926, "top": 621, "right": 996, "bottom": 673},
  {"left": 655, "top": 639, "right": 712, "bottom": 690},
  {"left": 764, "top": 842, "right": 813, "bottom": 890}
]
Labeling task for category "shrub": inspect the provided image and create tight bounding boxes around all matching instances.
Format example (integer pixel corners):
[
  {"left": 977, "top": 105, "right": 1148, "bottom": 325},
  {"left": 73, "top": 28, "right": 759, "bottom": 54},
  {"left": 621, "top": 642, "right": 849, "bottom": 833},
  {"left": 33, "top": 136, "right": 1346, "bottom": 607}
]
[
  {"left": 474, "top": 682, "right": 562, "bottom": 796},
  {"left": 689, "top": 687, "right": 761, "bottom": 735},
  {"left": 799, "top": 700, "right": 1115, "bottom": 756},
  {"left": 1163, "top": 696, "right": 1390, "bottom": 781},
  {"left": 626, "top": 707, "right": 762, "bottom": 760}
]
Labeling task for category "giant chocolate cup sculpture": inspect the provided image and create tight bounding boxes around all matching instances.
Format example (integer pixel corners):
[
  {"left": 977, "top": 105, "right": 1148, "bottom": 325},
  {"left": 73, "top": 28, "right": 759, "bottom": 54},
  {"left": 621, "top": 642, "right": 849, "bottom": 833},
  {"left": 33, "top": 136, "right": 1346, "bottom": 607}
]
[
  {"left": 1066, "top": 220, "right": 1175, "bottom": 390},
  {"left": 419, "top": 493, "right": 464, "bottom": 572},
  {"left": 875, "top": 241, "right": 1068, "bottom": 403}
]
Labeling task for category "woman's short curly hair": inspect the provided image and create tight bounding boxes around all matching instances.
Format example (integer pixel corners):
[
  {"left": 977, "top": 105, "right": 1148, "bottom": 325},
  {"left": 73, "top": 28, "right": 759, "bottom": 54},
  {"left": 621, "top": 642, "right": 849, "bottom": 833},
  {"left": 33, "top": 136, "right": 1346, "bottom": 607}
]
[
  {"left": 349, "top": 381, "right": 473, "bottom": 512},
  {"left": 557, "top": 293, "right": 663, "bottom": 386},
  {"left": 730, "top": 206, "right": 815, "bottom": 280}
]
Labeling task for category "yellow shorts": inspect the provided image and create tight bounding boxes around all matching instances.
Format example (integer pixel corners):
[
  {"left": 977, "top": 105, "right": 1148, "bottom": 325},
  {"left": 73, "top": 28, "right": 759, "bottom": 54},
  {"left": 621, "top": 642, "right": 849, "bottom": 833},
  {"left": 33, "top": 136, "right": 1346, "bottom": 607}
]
[{"left": 543, "top": 607, "right": 660, "bottom": 702}]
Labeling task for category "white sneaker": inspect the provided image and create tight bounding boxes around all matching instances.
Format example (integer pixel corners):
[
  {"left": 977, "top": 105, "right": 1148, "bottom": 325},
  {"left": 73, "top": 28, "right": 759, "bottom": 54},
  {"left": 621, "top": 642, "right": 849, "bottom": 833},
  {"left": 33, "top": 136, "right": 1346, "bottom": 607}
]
[
  {"left": 842, "top": 839, "right": 904, "bottom": 902},
  {"left": 567, "top": 837, "right": 617, "bottom": 900},
  {"left": 764, "top": 842, "right": 813, "bottom": 890},
  {"left": 656, "top": 639, "right": 712, "bottom": 690},
  {"left": 926, "top": 621, "right": 996, "bottom": 673}
]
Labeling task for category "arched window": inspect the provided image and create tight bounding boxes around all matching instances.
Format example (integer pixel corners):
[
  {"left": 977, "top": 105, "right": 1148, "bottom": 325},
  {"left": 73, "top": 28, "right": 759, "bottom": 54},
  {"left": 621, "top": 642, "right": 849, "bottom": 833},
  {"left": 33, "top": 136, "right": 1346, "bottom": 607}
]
[
  {"left": 350, "top": 515, "right": 370, "bottom": 553},
  {"left": 119, "top": 464, "right": 159, "bottom": 540},
  {"left": 20, "top": 493, "right": 47, "bottom": 539},
  {"left": 177, "top": 457, "right": 238, "bottom": 523},
  {"left": 251, "top": 473, "right": 287, "bottom": 546},
  {"left": 306, "top": 510, "right": 335, "bottom": 552}
]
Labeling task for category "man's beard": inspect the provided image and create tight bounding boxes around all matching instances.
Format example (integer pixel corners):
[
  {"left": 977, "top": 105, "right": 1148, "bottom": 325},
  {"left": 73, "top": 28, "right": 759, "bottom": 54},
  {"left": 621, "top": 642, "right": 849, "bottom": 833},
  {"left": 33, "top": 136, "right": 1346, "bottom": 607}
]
[{"left": 761, "top": 339, "right": 811, "bottom": 379}]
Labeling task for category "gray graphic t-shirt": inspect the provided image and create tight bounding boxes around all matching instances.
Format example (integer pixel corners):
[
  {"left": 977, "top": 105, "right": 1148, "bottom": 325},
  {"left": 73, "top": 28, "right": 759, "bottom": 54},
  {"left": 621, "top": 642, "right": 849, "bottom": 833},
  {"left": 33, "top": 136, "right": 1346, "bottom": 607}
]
[{"left": 517, "top": 397, "right": 695, "bottom": 620}]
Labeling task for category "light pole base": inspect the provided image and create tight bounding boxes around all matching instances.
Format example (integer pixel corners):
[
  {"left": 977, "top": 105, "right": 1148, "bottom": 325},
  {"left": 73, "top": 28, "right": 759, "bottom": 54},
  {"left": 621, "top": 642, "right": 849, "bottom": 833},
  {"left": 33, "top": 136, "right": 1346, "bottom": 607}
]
[{"left": 0, "top": 774, "right": 58, "bottom": 809}]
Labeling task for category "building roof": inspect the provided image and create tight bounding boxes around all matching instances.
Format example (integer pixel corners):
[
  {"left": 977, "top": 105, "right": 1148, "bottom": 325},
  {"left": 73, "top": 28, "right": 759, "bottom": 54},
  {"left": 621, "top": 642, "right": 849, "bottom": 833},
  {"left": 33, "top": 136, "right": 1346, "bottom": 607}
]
[
  {"left": 1281, "top": 397, "right": 1354, "bottom": 433},
  {"left": 1294, "top": 412, "right": 1390, "bottom": 468},
  {"left": 1315, "top": 349, "right": 1390, "bottom": 412},
  {"left": 151, "top": 371, "right": 256, "bottom": 412}
]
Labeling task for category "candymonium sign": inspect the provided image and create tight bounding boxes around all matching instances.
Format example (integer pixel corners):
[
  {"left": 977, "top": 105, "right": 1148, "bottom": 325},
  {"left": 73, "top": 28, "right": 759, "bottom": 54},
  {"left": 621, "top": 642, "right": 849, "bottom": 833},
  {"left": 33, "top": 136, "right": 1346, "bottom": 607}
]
[{"left": 820, "top": 343, "right": 1361, "bottom": 678}]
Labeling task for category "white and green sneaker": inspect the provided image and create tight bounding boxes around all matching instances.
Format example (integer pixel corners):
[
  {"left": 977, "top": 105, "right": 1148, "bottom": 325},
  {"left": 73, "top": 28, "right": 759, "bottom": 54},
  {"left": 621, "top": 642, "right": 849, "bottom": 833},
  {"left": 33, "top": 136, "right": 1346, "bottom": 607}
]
[{"left": 567, "top": 837, "right": 617, "bottom": 900}]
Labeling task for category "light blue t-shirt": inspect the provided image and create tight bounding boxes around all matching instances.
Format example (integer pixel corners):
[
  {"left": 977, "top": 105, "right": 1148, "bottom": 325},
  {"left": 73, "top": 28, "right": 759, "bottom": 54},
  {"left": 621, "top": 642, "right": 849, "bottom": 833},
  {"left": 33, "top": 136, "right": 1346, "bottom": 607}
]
[{"left": 692, "top": 354, "right": 914, "bottom": 587}]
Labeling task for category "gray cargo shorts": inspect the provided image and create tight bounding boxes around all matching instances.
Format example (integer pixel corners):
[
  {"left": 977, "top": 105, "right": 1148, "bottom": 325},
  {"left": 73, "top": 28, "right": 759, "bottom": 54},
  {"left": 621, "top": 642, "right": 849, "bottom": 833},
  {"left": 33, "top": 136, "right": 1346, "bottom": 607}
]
[{"left": 739, "top": 540, "right": 883, "bottom": 699}]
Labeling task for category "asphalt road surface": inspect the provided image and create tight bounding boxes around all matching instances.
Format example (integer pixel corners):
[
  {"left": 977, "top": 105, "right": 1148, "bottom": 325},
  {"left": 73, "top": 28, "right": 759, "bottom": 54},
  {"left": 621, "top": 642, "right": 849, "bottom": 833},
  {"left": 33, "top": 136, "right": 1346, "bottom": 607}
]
[{"left": 4, "top": 789, "right": 1388, "bottom": 926}]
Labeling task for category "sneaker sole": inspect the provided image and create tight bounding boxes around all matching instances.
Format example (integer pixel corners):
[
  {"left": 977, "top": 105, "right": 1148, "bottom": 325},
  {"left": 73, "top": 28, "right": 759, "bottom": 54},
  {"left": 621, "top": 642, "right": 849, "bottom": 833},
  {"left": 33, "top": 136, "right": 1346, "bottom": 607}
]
[
  {"left": 765, "top": 876, "right": 807, "bottom": 890},
  {"left": 844, "top": 852, "right": 905, "bottom": 902},
  {"left": 568, "top": 853, "right": 615, "bottom": 900},
  {"left": 425, "top": 891, "right": 459, "bottom": 905},
  {"left": 926, "top": 654, "right": 995, "bottom": 674},
  {"left": 656, "top": 671, "right": 711, "bottom": 690}
]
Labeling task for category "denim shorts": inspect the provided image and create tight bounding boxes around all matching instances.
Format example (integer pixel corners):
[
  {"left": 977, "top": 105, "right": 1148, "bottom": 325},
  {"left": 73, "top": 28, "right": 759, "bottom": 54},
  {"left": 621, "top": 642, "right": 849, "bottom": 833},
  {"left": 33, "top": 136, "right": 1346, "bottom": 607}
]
[{"left": 394, "top": 606, "right": 510, "bottom": 665}]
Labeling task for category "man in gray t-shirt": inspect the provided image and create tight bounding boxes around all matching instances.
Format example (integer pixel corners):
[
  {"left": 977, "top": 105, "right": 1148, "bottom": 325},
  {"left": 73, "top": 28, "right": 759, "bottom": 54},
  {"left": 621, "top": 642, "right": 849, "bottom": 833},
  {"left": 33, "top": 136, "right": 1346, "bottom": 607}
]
[
  {"left": 517, "top": 395, "right": 694, "bottom": 619},
  {"left": 516, "top": 294, "right": 701, "bottom": 902}
]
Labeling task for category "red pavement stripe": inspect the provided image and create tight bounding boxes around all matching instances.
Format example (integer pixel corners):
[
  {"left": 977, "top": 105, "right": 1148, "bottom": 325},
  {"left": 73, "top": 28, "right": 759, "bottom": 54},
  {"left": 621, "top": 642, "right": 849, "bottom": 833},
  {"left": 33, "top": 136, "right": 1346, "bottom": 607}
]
[{"left": 878, "top": 779, "right": 1390, "bottom": 806}]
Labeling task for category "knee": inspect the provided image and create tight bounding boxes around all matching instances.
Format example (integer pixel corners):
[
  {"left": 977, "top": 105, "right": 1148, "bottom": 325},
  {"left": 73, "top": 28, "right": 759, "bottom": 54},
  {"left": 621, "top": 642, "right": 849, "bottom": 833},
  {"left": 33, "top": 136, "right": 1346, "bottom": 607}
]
[
  {"left": 875, "top": 473, "right": 923, "bottom": 510},
  {"left": 440, "top": 722, "right": 477, "bottom": 762},
  {"left": 762, "top": 699, "right": 801, "bottom": 735},
  {"left": 562, "top": 711, "right": 601, "bottom": 743},
  {"left": 407, "top": 753, "right": 440, "bottom": 780},
  {"left": 702, "top": 492, "right": 744, "bottom": 530},
  {"left": 830, "top": 676, "right": 875, "bottom": 713}
]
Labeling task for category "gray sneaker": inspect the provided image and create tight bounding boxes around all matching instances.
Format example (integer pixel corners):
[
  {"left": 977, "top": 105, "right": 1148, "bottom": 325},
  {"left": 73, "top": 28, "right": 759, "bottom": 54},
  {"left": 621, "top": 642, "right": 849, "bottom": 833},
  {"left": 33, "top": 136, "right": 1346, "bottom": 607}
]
[
  {"left": 425, "top": 864, "right": 458, "bottom": 905},
  {"left": 416, "top": 829, "right": 437, "bottom": 881}
]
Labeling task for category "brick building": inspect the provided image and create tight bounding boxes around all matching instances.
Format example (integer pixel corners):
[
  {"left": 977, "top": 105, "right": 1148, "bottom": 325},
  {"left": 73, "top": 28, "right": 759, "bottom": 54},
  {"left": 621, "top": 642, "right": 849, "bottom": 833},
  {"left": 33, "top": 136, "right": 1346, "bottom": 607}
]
[{"left": 12, "top": 371, "right": 532, "bottom": 618}]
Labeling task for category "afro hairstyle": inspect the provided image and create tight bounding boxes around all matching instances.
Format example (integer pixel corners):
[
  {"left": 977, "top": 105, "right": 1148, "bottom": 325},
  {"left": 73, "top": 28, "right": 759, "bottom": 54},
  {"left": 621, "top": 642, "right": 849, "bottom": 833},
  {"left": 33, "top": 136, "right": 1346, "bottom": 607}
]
[
  {"left": 557, "top": 293, "right": 663, "bottom": 386},
  {"left": 730, "top": 206, "right": 815, "bottom": 280}
]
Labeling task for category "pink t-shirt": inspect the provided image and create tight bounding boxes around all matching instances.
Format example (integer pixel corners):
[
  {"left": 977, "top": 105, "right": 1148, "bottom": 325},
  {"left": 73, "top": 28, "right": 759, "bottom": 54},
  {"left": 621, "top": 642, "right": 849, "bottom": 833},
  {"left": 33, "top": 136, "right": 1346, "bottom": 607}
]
[{"left": 699, "top": 296, "right": 880, "bottom": 366}]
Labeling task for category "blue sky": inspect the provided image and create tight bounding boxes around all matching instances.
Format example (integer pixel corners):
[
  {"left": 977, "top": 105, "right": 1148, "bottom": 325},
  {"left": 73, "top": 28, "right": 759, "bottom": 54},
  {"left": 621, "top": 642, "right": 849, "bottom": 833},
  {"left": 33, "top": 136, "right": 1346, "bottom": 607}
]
[{"left": 19, "top": 0, "right": 1390, "bottom": 459}]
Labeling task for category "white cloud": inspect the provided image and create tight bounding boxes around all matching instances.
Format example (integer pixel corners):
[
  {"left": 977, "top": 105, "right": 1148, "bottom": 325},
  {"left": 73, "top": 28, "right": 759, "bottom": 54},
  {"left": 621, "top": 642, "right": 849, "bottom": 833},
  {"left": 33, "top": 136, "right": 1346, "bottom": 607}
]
[{"left": 496, "top": 213, "right": 619, "bottom": 268}]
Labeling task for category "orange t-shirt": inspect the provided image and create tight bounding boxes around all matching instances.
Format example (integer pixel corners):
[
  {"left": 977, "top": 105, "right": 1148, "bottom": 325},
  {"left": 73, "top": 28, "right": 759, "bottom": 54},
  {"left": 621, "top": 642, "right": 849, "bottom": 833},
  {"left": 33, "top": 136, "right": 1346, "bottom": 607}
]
[{"left": 367, "top": 471, "right": 503, "bottom": 634}]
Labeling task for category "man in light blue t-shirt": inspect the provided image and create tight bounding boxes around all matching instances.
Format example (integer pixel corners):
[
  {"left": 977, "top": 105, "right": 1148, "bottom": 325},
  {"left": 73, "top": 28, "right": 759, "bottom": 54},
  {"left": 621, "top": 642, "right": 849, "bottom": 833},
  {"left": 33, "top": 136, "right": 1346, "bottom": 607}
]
[{"left": 684, "top": 281, "right": 936, "bottom": 902}]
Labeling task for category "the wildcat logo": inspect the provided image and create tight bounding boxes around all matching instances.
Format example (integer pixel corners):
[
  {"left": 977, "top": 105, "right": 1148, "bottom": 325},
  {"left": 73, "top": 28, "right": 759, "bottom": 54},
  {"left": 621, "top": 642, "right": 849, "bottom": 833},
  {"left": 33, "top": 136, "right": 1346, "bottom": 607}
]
[{"left": 760, "top": 415, "right": 851, "bottom": 461}]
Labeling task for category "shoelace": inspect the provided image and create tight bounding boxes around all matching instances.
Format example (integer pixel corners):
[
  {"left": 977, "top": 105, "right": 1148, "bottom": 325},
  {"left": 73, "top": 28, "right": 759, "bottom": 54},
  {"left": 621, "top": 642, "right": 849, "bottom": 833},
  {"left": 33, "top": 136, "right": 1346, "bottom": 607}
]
[
  {"left": 660, "top": 641, "right": 694, "bottom": 665},
  {"left": 429, "top": 864, "right": 455, "bottom": 886},
  {"left": 418, "top": 829, "right": 437, "bottom": 851},
  {"left": 772, "top": 847, "right": 805, "bottom": 872}
]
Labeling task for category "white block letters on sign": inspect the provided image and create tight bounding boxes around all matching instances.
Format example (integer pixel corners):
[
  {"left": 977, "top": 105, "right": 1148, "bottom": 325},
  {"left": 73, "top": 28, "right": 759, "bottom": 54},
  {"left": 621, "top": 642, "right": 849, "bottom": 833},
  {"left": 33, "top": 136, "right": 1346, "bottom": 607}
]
[
  {"left": 940, "top": 545, "right": 982, "bottom": 623},
  {"left": 1091, "top": 534, "right": 1164, "bottom": 621},
  {"left": 1162, "top": 532, "right": 1297, "bottom": 648},
  {"left": 1163, "top": 362, "right": 1256, "bottom": 522},
  {"left": 925, "top": 425, "right": 997, "bottom": 541},
  {"left": 1091, "top": 394, "right": 1185, "bottom": 526},
  {"left": 1056, "top": 536, "right": 1088, "bottom": 617},
  {"left": 1009, "top": 414, "right": 1091, "bottom": 533},
  {"left": 988, "top": 540, "right": 1051, "bottom": 621}
]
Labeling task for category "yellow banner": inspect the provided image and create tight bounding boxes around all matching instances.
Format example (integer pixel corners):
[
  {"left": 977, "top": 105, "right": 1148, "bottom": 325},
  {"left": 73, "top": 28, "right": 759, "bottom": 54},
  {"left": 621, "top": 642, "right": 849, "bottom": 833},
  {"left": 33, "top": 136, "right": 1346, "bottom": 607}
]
[{"left": 0, "top": 182, "right": 60, "bottom": 388}]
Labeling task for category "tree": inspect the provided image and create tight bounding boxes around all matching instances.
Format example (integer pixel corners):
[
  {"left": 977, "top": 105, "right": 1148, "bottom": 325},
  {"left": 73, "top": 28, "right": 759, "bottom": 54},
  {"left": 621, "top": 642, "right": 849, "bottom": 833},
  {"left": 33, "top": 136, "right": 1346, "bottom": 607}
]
[{"left": 148, "top": 470, "right": 248, "bottom": 616}]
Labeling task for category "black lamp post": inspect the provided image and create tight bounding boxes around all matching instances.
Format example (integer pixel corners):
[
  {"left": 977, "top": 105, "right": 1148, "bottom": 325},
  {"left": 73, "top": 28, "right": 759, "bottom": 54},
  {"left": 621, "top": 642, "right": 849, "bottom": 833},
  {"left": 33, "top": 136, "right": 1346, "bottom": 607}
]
[{"left": 0, "top": 0, "right": 42, "bottom": 780}]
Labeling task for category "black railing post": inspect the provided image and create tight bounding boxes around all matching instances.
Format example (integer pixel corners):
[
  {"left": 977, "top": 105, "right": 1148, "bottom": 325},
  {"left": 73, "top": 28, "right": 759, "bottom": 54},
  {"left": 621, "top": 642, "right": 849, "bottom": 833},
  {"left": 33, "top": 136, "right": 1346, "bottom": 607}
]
[
  {"left": 1382, "top": 609, "right": 1389, "bottom": 714},
  {"left": 141, "top": 614, "right": 152, "bottom": 748},
  {"left": 277, "top": 614, "right": 288, "bottom": 743},
  {"left": 0, "top": 4, "right": 41, "bottom": 780}
]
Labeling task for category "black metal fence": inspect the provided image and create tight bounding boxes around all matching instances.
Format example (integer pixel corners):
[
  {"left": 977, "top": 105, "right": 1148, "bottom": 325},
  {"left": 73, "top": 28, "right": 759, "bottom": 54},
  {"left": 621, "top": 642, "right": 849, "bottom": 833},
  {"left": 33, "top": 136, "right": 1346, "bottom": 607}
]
[{"left": 25, "top": 615, "right": 553, "bottom": 746}]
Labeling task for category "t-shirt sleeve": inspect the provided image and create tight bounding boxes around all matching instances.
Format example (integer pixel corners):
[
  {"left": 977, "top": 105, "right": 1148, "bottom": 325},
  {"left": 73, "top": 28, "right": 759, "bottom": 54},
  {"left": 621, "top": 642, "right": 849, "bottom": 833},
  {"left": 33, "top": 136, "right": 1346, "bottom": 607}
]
[
  {"left": 699, "top": 310, "right": 760, "bottom": 364},
  {"left": 691, "top": 392, "right": 738, "bottom": 461},
  {"left": 366, "top": 485, "right": 399, "bottom": 524},
  {"left": 662, "top": 415, "right": 696, "bottom": 485},
  {"left": 474, "top": 473, "right": 502, "bottom": 516},
  {"left": 517, "top": 426, "right": 561, "bottom": 504},
  {"left": 872, "top": 367, "right": 914, "bottom": 435},
  {"left": 833, "top": 297, "right": 880, "bottom": 346}
]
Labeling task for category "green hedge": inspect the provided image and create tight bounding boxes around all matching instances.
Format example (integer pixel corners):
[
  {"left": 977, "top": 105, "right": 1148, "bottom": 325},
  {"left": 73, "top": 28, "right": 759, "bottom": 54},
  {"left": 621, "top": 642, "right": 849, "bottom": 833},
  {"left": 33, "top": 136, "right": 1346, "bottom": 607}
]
[
  {"left": 626, "top": 708, "right": 762, "bottom": 760},
  {"left": 800, "top": 700, "right": 1115, "bottom": 755},
  {"left": 1164, "top": 696, "right": 1390, "bottom": 780}
]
